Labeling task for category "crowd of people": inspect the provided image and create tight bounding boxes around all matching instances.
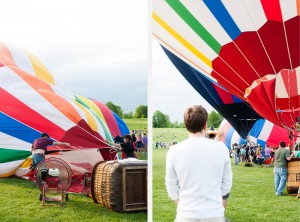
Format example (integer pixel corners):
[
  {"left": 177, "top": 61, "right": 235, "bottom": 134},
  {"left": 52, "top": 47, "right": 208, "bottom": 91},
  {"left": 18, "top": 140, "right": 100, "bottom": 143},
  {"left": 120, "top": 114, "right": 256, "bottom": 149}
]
[
  {"left": 231, "top": 142, "right": 300, "bottom": 167},
  {"left": 230, "top": 140, "right": 300, "bottom": 198},
  {"left": 155, "top": 141, "right": 177, "bottom": 149},
  {"left": 110, "top": 129, "right": 148, "bottom": 159},
  {"left": 154, "top": 132, "right": 178, "bottom": 149},
  {"left": 231, "top": 143, "right": 272, "bottom": 166}
]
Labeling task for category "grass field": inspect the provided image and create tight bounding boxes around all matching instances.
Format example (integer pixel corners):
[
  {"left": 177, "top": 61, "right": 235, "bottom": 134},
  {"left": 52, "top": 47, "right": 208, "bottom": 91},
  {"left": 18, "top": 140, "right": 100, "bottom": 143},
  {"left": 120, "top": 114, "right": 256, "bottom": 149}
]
[
  {"left": 0, "top": 177, "right": 147, "bottom": 222},
  {"left": 152, "top": 128, "right": 300, "bottom": 222},
  {"left": 123, "top": 118, "right": 148, "bottom": 132}
]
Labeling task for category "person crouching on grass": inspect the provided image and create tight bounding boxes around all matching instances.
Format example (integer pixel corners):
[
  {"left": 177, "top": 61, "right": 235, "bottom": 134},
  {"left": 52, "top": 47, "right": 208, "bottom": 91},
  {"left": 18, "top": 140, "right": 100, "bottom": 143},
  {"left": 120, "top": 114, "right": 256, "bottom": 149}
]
[
  {"left": 31, "top": 133, "right": 70, "bottom": 170},
  {"left": 165, "top": 105, "right": 232, "bottom": 222}
]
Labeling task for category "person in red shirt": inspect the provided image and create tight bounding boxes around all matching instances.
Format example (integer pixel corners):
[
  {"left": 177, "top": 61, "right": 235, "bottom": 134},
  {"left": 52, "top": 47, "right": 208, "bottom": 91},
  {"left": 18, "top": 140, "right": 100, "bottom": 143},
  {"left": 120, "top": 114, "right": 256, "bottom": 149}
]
[{"left": 31, "top": 133, "right": 70, "bottom": 169}]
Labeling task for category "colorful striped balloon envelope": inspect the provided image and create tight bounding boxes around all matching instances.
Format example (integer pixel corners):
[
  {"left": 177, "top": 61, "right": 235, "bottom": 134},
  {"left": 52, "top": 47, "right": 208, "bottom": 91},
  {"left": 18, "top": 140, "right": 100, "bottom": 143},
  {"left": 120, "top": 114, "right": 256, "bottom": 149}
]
[
  {"left": 218, "top": 119, "right": 244, "bottom": 149},
  {"left": 218, "top": 118, "right": 298, "bottom": 150},
  {"left": 153, "top": 0, "right": 300, "bottom": 132},
  {"left": 0, "top": 42, "right": 117, "bottom": 179},
  {"left": 162, "top": 45, "right": 262, "bottom": 138},
  {"left": 75, "top": 96, "right": 130, "bottom": 138},
  {"left": 248, "top": 119, "right": 299, "bottom": 148}
]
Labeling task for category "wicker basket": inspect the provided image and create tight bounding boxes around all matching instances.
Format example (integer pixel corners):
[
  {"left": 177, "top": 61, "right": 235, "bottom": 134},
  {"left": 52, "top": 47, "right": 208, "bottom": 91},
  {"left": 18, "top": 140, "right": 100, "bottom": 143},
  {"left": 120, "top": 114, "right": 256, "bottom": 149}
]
[
  {"left": 91, "top": 160, "right": 147, "bottom": 212},
  {"left": 287, "top": 158, "right": 300, "bottom": 194}
]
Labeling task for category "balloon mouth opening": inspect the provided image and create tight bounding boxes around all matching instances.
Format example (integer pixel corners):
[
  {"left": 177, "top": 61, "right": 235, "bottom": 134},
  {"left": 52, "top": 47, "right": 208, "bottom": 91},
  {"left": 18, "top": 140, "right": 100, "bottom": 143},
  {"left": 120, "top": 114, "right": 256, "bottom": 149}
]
[{"left": 244, "top": 67, "right": 299, "bottom": 98}]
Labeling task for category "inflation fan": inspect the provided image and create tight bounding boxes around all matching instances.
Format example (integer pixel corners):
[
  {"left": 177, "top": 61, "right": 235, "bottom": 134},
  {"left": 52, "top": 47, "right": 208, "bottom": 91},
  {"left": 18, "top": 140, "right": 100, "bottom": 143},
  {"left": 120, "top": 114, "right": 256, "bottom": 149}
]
[{"left": 35, "top": 157, "right": 72, "bottom": 206}]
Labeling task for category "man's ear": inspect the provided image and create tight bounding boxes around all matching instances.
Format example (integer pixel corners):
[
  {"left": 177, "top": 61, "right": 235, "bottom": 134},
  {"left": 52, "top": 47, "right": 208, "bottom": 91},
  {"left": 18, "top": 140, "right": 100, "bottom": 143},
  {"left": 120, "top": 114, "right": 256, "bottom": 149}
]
[{"left": 204, "top": 122, "right": 207, "bottom": 131}]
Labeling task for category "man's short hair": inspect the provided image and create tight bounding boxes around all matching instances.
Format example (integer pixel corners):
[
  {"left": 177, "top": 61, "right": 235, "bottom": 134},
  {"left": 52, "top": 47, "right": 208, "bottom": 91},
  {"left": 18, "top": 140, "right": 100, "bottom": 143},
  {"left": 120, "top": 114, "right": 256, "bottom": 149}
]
[
  {"left": 184, "top": 105, "right": 208, "bottom": 133},
  {"left": 41, "top": 133, "right": 50, "bottom": 138},
  {"left": 279, "top": 141, "right": 286, "bottom": 148}
]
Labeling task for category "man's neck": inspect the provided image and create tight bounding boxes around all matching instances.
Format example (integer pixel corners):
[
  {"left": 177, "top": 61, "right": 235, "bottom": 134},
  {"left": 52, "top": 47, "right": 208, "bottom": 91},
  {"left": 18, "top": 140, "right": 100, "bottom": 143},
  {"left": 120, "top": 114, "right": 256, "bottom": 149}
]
[{"left": 189, "top": 131, "right": 205, "bottom": 138}]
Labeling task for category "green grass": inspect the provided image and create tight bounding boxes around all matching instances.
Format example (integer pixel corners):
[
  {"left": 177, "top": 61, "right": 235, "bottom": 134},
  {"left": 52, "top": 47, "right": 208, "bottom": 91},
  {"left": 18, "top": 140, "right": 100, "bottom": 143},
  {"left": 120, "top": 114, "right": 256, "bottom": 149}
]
[
  {"left": 152, "top": 128, "right": 300, "bottom": 222},
  {"left": 0, "top": 177, "right": 147, "bottom": 222},
  {"left": 123, "top": 118, "right": 147, "bottom": 132},
  {"left": 153, "top": 128, "right": 188, "bottom": 146}
]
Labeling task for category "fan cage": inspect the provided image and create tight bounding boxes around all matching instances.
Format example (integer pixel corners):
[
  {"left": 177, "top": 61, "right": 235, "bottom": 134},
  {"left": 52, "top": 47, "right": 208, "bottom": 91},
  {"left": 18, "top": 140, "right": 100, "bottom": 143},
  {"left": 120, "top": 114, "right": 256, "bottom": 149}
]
[{"left": 35, "top": 157, "right": 72, "bottom": 191}]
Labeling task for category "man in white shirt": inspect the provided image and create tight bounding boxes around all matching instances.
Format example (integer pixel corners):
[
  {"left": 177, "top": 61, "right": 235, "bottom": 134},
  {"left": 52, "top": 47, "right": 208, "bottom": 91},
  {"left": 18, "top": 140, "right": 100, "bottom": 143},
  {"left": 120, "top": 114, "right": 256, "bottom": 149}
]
[{"left": 165, "top": 105, "right": 232, "bottom": 222}]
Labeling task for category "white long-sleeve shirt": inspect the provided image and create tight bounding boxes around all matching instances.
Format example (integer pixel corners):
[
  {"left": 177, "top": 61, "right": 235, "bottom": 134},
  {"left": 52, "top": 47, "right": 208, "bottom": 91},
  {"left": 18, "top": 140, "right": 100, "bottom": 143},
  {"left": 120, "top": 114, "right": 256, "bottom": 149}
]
[{"left": 165, "top": 137, "right": 232, "bottom": 219}]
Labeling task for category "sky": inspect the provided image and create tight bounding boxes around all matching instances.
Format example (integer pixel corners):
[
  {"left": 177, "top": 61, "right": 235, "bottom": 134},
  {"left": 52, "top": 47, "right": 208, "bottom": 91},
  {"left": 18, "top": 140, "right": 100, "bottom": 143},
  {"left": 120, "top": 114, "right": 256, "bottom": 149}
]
[
  {"left": 0, "top": 0, "right": 214, "bottom": 121},
  {"left": 0, "top": 0, "right": 147, "bottom": 113},
  {"left": 151, "top": 41, "right": 214, "bottom": 123}
]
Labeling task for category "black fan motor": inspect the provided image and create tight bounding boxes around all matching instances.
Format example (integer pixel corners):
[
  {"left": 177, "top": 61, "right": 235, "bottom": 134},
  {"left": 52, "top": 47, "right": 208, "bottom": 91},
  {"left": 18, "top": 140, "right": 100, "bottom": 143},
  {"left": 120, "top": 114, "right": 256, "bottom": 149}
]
[{"left": 41, "top": 169, "right": 49, "bottom": 180}]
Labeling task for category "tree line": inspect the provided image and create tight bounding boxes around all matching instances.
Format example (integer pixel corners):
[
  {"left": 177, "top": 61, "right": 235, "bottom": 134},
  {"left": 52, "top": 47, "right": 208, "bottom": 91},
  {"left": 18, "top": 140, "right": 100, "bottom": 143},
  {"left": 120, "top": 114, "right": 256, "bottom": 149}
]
[
  {"left": 152, "top": 110, "right": 223, "bottom": 128},
  {"left": 105, "top": 102, "right": 223, "bottom": 128},
  {"left": 106, "top": 101, "right": 147, "bottom": 119}
]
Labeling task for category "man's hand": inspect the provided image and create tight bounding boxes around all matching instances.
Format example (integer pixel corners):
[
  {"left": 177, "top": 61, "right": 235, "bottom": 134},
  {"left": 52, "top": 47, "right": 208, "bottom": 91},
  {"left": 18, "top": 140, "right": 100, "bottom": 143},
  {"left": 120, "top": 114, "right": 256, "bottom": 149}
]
[
  {"left": 106, "top": 140, "right": 115, "bottom": 146},
  {"left": 287, "top": 152, "right": 294, "bottom": 161},
  {"left": 222, "top": 199, "right": 227, "bottom": 209}
]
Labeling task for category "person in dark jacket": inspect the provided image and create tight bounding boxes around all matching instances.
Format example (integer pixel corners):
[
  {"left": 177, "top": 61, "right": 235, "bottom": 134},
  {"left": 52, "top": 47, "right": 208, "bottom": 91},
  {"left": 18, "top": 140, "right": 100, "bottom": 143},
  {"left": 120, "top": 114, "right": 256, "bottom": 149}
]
[{"left": 108, "top": 134, "right": 135, "bottom": 159}]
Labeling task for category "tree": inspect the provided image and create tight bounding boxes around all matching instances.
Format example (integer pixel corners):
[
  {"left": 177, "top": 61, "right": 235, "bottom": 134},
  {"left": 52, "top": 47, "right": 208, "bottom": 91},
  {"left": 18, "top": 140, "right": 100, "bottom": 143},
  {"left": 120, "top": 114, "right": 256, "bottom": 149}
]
[
  {"left": 208, "top": 110, "right": 223, "bottom": 128},
  {"left": 134, "top": 105, "right": 148, "bottom": 118},
  {"left": 106, "top": 101, "right": 123, "bottom": 117},
  {"left": 152, "top": 110, "right": 171, "bottom": 128},
  {"left": 171, "top": 121, "right": 179, "bottom": 128},
  {"left": 178, "top": 122, "right": 185, "bottom": 128},
  {"left": 123, "top": 111, "right": 133, "bottom": 119}
]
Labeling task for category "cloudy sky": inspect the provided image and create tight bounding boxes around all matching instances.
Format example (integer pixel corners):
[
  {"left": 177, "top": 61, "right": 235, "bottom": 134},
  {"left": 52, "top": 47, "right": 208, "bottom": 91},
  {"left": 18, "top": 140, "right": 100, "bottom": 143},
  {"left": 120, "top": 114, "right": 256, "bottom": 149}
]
[
  {"left": 151, "top": 41, "right": 214, "bottom": 122},
  {"left": 0, "top": 0, "right": 147, "bottom": 113}
]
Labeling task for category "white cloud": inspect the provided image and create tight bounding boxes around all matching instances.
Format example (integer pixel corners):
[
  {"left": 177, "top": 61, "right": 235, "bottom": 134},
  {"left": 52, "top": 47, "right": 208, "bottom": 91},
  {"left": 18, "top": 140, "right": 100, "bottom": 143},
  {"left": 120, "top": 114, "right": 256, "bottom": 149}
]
[{"left": 0, "top": 0, "right": 147, "bottom": 112}]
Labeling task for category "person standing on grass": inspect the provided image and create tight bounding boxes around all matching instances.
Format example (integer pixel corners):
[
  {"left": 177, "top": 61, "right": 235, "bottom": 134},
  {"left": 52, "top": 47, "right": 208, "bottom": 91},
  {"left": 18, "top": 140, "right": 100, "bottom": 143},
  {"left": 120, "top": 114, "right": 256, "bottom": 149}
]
[
  {"left": 274, "top": 141, "right": 294, "bottom": 196},
  {"left": 142, "top": 133, "right": 148, "bottom": 155},
  {"left": 264, "top": 146, "right": 271, "bottom": 160},
  {"left": 240, "top": 145, "right": 246, "bottom": 162},
  {"left": 232, "top": 143, "right": 239, "bottom": 165},
  {"left": 165, "top": 105, "right": 232, "bottom": 222},
  {"left": 136, "top": 133, "right": 143, "bottom": 154}
]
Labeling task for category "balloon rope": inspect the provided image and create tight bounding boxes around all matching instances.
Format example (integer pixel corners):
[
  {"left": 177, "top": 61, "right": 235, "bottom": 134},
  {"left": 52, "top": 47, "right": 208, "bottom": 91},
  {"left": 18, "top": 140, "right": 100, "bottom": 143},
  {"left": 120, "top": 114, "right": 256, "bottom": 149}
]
[
  {"left": 281, "top": 20, "right": 293, "bottom": 69},
  {"left": 52, "top": 145, "right": 120, "bottom": 152},
  {"left": 61, "top": 124, "right": 115, "bottom": 149}
]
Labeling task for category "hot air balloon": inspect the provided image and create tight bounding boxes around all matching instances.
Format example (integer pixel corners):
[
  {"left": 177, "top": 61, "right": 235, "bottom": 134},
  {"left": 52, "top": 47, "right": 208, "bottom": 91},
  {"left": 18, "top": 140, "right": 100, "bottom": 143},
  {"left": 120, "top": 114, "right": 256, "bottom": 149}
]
[
  {"left": 218, "top": 118, "right": 299, "bottom": 155},
  {"left": 153, "top": 0, "right": 300, "bottom": 133},
  {"left": 162, "top": 46, "right": 262, "bottom": 138},
  {"left": 0, "top": 42, "right": 118, "bottom": 190},
  {"left": 248, "top": 119, "right": 299, "bottom": 149},
  {"left": 218, "top": 119, "right": 245, "bottom": 149}
]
